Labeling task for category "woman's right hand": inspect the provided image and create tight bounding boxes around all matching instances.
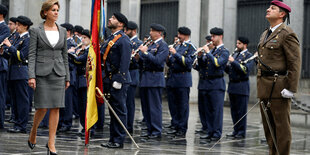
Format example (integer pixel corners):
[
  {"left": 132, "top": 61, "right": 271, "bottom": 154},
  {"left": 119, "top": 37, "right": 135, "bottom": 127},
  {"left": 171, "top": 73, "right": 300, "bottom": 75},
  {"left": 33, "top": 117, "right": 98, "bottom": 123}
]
[{"left": 28, "top": 78, "right": 36, "bottom": 90}]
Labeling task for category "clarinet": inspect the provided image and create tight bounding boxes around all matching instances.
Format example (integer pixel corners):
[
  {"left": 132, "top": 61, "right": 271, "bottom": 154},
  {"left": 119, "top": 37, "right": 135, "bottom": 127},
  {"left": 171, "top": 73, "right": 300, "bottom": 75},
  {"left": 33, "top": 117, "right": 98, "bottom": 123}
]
[
  {"left": 131, "top": 37, "right": 152, "bottom": 59},
  {"left": 241, "top": 52, "right": 258, "bottom": 64}
]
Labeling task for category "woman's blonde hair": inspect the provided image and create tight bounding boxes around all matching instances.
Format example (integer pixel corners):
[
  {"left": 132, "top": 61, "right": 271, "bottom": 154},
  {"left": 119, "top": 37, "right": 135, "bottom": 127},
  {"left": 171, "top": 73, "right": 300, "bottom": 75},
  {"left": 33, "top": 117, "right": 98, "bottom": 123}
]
[{"left": 40, "top": 0, "right": 60, "bottom": 19}]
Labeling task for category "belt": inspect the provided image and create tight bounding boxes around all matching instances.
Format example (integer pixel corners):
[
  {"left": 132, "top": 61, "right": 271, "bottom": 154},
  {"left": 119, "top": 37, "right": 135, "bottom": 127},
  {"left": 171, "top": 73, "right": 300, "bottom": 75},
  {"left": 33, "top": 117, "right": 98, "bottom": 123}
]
[
  {"left": 260, "top": 70, "right": 287, "bottom": 77},
  {"left": 229, "top": 78, "right": 249, "bottom": 83},
  {"left": 142, "top": 68, "right": 164, "bottom": 72},
  {"left": 171, "top": 70, "right": 191, "bottom": 74},
  {"left": 200, "top": 74, "right": 224, "bottom": 80}
]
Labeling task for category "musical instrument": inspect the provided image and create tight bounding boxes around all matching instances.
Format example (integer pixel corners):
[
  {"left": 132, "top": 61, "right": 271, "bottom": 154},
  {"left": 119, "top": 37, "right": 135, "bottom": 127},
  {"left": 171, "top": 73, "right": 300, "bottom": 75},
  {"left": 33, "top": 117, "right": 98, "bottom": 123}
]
[
  {"left": 192, "top": 41, "right": 213, "bottom": 67},
  {"left": 241, "top": 52, "right": 258, "bottom": 64},
  {"left": 0, "top": 37, "right": 8, "bottom": 48},
  {"left": 168, "top": 39, "right": 180, "bottom": 48},
  {"left": 192, "top": 41, "right": 213, "bottom": 56},
  {"left": 131, "top": 36, "right": 152, "bottom": 59}
]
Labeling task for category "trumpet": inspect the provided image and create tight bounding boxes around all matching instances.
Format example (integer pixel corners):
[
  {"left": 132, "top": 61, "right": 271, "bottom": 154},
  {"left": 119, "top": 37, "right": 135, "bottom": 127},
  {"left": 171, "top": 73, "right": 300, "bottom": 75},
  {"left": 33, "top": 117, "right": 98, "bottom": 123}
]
[
  {"left": 192, "top": 41, "right": 213, "bottom": 67},
  {"left": 131, "top": 36, "right": 152, "bottom": 59},
  {"left": 168, "top": 39, "right": 180, "bottom": 48},
  {"left": 75, "top": 43, "right": 83, "bottom": 56},
  {"left": 241, "top": 52, "right": 258, "bottom": 64},
  {"left": 192, "top": 41, "right": 213, "bottom": 56}
]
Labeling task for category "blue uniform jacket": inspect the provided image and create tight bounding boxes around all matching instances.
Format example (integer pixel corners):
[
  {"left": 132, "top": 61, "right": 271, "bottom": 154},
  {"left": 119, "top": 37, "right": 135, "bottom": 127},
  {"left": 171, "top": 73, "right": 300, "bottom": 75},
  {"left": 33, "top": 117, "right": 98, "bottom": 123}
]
[
  {"left": 129, "top": 36, "right": 143, "bottom": 86},
  {"left": 6, "top": 33, "right": 30, "bottom": 80},
  {"left": 139, "top": 38, "right": 169, "bottom": 87},
  {"left": 225, "top": 50, "right": 254, "bottom": 96},
  {"left": 166, "top": 41, "right": 196, "bottom": 87},
  {"left": 67, "top": 38, "right": 77, "bottom": 85},
  {"left": 194, "top": 45, "right": 229, "bottom": 90},
  {"left": 73, "top": 47, "right": 88, "bottom": 88},
  {"left": 0, "top": 22, "right": 10, "bottom": 72},
  {"left": 101, "top": 30, "right": 132, "bottom": 84}
]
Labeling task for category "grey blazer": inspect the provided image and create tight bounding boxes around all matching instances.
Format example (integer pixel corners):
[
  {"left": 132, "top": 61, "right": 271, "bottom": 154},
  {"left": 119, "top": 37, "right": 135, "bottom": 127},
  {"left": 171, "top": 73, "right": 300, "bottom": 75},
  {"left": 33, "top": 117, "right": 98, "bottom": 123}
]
[{"left": 28, "top": 22, "right": 70, "bottom": 81}]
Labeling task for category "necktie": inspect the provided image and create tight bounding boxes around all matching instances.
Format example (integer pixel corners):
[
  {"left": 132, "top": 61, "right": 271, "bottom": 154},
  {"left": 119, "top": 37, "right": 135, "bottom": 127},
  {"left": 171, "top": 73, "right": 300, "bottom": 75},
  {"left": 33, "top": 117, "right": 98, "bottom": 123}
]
[{"left": 265, "top": 29, "right": 272, "bottom": 40}]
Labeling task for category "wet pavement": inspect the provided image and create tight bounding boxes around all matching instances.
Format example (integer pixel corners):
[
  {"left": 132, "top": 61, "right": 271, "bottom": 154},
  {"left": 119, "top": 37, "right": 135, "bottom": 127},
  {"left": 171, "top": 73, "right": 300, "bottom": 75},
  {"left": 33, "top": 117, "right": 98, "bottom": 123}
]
[{"left": 0, "top": 98, "right": 309, "bottom": 155}]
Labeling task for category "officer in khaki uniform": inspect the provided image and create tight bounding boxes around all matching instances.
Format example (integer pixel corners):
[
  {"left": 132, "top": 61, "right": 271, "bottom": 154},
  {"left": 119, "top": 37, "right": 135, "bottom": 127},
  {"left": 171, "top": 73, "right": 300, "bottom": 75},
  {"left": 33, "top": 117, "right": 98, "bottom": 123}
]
[{"left": 257, "top": 1, "right": 301, "bottom": 155}]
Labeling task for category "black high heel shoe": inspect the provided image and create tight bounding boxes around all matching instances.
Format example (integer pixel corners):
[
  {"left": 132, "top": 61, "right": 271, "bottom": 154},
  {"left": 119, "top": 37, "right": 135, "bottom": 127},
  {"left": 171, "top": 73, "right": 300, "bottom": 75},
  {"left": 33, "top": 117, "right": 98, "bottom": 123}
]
[
  {"left": 46, "top": 143, "right": 57, "bottom": 155},
  {"left": 27, "top": 140, "right": 36, "bottom": 150}
]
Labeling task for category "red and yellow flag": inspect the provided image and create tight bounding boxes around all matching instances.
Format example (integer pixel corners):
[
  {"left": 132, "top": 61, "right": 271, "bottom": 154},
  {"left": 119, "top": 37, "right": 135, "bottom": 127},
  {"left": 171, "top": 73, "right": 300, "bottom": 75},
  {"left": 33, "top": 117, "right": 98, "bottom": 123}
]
[{"left": 85, "top": 0, "right": 105, "bottom": 145}]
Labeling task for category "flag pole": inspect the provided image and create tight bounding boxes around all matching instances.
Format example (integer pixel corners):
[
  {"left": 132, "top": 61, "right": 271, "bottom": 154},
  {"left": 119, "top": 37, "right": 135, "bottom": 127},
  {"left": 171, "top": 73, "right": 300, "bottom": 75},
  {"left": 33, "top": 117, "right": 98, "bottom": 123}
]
[{"left": 95, "top": 87, "right": 140, "bottom": 149}]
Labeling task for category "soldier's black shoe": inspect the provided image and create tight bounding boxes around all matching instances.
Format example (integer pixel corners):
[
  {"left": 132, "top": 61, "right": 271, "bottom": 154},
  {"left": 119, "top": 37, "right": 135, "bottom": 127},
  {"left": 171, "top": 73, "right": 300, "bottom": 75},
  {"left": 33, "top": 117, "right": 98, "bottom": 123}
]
[
  {"left": 175, "top": 131, "right": 186, "bottom": 137},
  {"left": 226, "top": 132, "right": 236, "bottom": 138},
  {"left": 148, "top": 134, "right": 161, "bottom": 140},
  {"left": 234, "top": 135, "right": 245, "bottom": 139},
  {"left": 58, "top": 126, "right": 71, "bottom": 132},
  {"left": 200, "top": 134, "right": 211, "bottom": 139},
  {"left": 211, "top": 137, "right": 221, "bottom": 141},
  {"left": 167, "top": 129, "right": 177, "bottom": 134},
  {"left": 7, "top": 128, "right": 26, "bottom": 133},
  {"left": 195, "top": 128, "right": 207, "bottom": 134},
  {"left": 101, "top": 142, "right": 123, "bottom": 148},
  {"left": 140, "top": 132, "right": 149, "bottom": 137}
]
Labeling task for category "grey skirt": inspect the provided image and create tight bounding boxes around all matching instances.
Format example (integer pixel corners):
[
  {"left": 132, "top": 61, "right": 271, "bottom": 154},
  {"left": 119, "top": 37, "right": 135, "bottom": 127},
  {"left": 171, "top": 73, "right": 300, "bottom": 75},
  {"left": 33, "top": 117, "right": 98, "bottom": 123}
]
[{"left": 34, "top": 70, "right": 65, "bottom": 109}]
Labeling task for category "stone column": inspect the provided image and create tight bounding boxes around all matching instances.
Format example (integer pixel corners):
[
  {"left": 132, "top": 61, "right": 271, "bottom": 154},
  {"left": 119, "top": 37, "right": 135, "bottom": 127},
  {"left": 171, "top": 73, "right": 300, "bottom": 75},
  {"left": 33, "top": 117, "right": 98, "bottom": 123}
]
[
  {"left": 178, "top": 0, "right": 201, "bottom": 103},
  {"left": 223, "top": 0, "right": 237, "bottom": 53},
  {"left": 283, "top": 0, "right": 304, "bottom": 50},
  {"left": 120, "top": 0, "right": 141, "bottom": 26},
  {"left": 69, "top": 0, "right": 92, "bottom": 29}
]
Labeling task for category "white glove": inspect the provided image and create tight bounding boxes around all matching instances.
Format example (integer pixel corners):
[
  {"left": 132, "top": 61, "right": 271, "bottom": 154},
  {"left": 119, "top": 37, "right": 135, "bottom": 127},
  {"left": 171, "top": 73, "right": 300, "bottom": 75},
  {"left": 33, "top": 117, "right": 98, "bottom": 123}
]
[
  {"left": 112, "top": 81, "right": 122, "bottom": 89},
  {"left": 281, "top": 89, "right": 294, "bottom": 98}
]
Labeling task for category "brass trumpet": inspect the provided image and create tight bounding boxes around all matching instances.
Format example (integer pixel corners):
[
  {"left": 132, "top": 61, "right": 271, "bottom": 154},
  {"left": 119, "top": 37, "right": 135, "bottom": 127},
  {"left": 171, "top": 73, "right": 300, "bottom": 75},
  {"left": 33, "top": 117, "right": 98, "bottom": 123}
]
[{"left": 192, "top": 41, "right": 213, "bottom": 56}]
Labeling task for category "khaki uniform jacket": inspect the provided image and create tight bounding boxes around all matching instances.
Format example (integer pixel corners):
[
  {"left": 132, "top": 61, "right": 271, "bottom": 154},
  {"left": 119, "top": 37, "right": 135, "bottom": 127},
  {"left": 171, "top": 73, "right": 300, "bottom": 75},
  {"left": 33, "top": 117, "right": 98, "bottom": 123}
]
[
  {"left": 257, "top": 23, "right": 301, "bottom": 99},
  {"left": 28, "top": 23, "right": 70, "bottom": 81}
]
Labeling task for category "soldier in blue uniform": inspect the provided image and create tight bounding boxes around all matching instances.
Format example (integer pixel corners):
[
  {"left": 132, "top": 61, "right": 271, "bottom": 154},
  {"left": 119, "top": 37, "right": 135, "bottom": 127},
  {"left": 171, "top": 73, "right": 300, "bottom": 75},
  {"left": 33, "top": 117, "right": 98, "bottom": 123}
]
[
  {"left": 138, "top": 23, "right": 169, "bottom": 139},
  {"left": 100, "top": 12, "right": 131, "bottom": 148},
  {"left": 225, "top": 36, "right": 254, "bottom": 139},
  {"left": 194, "top": 35, "right": 214, "bottom": 135},
  {"left": 73, "top": 25, "right": 84, "bottom": 45},
  {"left": 194, "top": 27, "right": 229, "bottom": 141},
  {"left": 5, "top": 17, "right": 19, "bottom": 123},
  {"left": 166, "top": 26, "right": 196, "bottom": 137},
  {"left": 124, "top": 21, "right": 143, "bottom": 134},
  {"left": 0, "top": 4, "right": 10, "bottom": 130},
  {"left": 2, "top": 16, "right": 33, "bottom": 133},
  {"left": 57, "top": 23, "right": 77, "bottom": 132},
  {"left": 70, "top": 29, "right": 92, "bottom": 136}
]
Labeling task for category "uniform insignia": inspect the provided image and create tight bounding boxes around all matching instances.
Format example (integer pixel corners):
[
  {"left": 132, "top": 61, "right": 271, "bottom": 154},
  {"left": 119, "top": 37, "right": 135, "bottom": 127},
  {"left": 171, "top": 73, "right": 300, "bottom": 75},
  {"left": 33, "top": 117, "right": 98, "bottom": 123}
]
[
  {"left": 270, "top": 40, "right": 277, "bottom": 43},
  {"left": 276, "top": 35, "right": 279, "bottom": 39}
]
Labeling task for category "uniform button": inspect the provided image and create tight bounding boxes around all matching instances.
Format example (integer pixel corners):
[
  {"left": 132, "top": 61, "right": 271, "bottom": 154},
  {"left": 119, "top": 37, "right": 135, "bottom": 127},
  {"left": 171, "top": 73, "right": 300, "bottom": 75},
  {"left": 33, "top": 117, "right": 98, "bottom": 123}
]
[
  {"left": 260, "top": 64, "right": 262, "bottom": 66},
  {"left": 260, "top": 55, "right": 263, "bottom": 58},
  {"left": 262, "top": 47, "right": 264, "bottom": 50},
  {"left": 271, "top": 46, "right": 273, "bottom": 49}
]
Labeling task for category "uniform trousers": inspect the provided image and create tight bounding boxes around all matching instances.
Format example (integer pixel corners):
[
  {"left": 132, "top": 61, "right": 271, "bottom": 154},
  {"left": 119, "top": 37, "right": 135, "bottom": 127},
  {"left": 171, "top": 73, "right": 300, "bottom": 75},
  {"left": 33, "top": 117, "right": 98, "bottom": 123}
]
[
  {"left": 59, "top": 85, "right": 74, "bottom": 128},
  {"left": 140, "top": 87, "right": 162, "bottom": 136},
  {"left": 229, "top": 93, "right": 248, "bottom": 136},
  {"left": 105, "top": 83, "right": 128, "bottom": 144},
  {"left": 0, "top": 71, "right": 7, "bottom": 128},
  {"left": 10, "top": 79, "right": 29, "bottom": 130},
  {"left": 260, "top": 98, "right": 291, "bottom": 155},
  {"left": 167, "top": 87, "right": 190, "bottom": 132},
  {"left": 198, "top": 89, "right": 224, "bottom": 138},
  {"left": 126, "top": 85, "right": 137, "bottom": 133},
  {"left": 78, "top": 87, "right": 87, "bottom": 129}
]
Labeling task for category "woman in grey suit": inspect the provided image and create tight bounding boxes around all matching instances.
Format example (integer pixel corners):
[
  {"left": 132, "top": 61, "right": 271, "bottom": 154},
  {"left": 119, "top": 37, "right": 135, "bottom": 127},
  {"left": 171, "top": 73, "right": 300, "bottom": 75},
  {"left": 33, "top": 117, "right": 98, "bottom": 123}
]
[{"left": 27, "top": 0, "right": 70, "bottom": 154}]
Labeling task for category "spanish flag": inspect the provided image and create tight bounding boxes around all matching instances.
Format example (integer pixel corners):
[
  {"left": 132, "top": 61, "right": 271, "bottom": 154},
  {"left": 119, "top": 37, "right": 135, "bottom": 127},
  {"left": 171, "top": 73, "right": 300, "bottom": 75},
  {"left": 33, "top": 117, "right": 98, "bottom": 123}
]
[{"left": 85, "top": 0, "right": 105, "bottom": 145}]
